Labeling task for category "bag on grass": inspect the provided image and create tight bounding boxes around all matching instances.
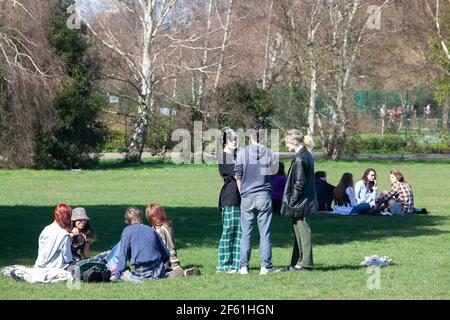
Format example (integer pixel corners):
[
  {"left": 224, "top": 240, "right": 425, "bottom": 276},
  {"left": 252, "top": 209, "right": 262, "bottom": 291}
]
[{"left": 72, "top": 259, "right": 111, "bottom": 283}]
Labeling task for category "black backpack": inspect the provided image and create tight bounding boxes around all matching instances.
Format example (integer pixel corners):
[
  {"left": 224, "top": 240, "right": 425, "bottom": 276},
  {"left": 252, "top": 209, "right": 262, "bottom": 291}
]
[{"left": 73, "top": 259, "right": 111, "bottom": 283}]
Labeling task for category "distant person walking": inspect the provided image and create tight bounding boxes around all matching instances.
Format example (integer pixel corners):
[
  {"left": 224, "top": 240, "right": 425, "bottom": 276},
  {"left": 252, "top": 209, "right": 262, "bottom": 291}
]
[
  {"left": 280, "top": 130, "right": 317, "bottom": 271},
  {"left": 235, "top": 128, "right": 278, "bottom": 275}
]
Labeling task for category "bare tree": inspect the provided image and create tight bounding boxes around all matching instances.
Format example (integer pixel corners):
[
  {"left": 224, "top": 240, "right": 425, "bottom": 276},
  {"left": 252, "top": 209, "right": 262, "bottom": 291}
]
[{"left": 0, "top": 0, "right": 62, "bottom": 167}]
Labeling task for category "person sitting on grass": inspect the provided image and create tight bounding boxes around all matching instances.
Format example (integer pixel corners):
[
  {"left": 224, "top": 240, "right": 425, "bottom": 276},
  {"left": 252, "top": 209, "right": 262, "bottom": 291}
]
[
  {"left": 355, "top": 169, "right": 378, "bottom": 206},
  {"left": 375, "top": 169, "right": 414, "bottom": 216},
  {"left": 70, "top": 207, "right": 96, "bottom": 261},
  {"left": 115, "top": 207, "right": 169, "bottom": 281},
  {"left": 146, "top": 203, "right": 201, "bottom": 277},
  {"left": 315, "top": 171, "right": 335, "bottom": 212},
  {"left": 333, "top": 173, "right": 374, "bottom": 215},
  {"left": 34, "top": 204, "right": 74, "bottom": 269}
]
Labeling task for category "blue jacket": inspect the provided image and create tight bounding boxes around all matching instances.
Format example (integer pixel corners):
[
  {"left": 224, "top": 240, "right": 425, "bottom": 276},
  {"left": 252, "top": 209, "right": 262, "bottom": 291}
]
[
  {"left": 234, "top": 144, "right": 277, "bottom": 198},
  {"left": 115, "top": 224, "right": 169, "bottom": 279}
]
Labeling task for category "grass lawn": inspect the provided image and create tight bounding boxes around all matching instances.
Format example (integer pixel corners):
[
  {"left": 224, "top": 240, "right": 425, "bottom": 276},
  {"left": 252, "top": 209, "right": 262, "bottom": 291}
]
[{"left": 0, "top": 159, "right": 449, "bottom": 299}]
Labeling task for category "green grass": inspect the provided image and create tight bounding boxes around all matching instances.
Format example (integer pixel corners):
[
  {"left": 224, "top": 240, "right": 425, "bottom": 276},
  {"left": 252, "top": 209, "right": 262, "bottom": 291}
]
[{"left": 1, "top": 159, "right": 449, "bottom": 299}]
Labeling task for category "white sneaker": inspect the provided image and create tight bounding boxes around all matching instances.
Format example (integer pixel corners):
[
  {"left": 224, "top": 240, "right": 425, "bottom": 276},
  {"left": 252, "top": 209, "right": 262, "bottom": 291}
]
[
  {"left": 238, "top": 267, "right": 249, "bottom": 275},
  {"left": 260, "top": 267, "right": 280, "bottom": 275},
  {"left": 226, "top": 269, "right": 237, "bottom": 274}
]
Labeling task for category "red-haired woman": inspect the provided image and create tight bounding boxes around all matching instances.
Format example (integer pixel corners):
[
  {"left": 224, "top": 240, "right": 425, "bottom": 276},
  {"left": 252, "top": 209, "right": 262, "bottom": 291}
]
[
  {"left": 34, "top": 204, "right": 75, "bottom": 269},
  {"left": 145, "top": 204, "right": 184, "bottom": 277}
]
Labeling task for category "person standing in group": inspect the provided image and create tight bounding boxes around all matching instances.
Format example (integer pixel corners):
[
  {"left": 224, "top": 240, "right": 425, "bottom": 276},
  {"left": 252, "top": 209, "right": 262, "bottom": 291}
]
[
  {"left": 280, "top": 130, "right": 317, "bottom": 271},
  {"left": 271, "top": 162, "right": 287, "bottom": 215},
  {"left": 235, "top": 128, "right": 278, "bottom": 275},
  {"left": 217, "top": 128, "right": 242, "bottom": 273}
]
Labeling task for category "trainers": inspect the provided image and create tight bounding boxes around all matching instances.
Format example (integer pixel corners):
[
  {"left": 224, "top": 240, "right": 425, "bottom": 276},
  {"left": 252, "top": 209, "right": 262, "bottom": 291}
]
[
  {"left": 226, "top": 269, "right": 237, "bottom": 274},
  {"left": 260, "top": 267, "right": 280, "bottom": 275},
  {"left": 238, "top": 267, "right": 249, "bottom": 275},
  {"left": 289, "top": 266, "right": 312, "bottom": 272}
]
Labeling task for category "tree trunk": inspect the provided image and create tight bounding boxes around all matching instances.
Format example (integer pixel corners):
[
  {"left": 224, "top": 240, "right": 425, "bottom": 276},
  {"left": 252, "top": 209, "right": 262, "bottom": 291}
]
[
  {"left": 308, "top": 50, "right": 317, "bottom": 136},
  {"left": 213, "top": 0, "right": 234, "bottom": 92},
  {"left": 125, "top": 9, "right": 153, "bottom": 162},
  {"left": 443, "top": 98, "right": 449, "bottom": 130}
]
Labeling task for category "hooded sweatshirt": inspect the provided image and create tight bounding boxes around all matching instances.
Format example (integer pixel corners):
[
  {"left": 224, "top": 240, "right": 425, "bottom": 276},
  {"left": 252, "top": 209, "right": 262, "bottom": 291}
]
[
  {"left": 34, "top": 221, "right": 73, "bottom": 269},
  {"left": 234, "top": 144, "right": 277, "bottom": 198}
]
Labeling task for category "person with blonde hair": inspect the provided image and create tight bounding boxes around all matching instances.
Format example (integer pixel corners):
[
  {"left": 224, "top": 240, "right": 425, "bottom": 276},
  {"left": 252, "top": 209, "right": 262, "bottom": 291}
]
[
  {"left": 114, "top": 207, "right": 169, "bottom": 281},
  {"left": 280, "top": 129, "right": 318, "bottom": 271}
]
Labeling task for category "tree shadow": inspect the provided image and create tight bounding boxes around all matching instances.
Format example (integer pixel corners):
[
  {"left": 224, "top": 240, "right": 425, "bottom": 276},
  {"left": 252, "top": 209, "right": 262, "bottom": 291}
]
[{"left": 0, "top": 205, "right": 448, "bottom": 266}]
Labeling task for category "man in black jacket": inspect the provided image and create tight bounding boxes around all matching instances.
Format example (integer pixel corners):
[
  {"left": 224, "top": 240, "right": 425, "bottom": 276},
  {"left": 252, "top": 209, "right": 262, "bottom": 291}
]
[{"left": 280, "top": 129, "right": 318, "bottom": 271}]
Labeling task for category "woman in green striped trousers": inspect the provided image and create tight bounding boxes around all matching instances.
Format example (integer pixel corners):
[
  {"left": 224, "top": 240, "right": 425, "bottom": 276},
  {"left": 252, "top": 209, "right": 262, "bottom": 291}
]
[{"left": 217, "top": 128, "right": 241, "bottom": 273}]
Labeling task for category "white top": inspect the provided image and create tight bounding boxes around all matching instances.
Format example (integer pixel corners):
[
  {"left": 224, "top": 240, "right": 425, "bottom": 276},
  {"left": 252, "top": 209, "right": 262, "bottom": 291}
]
[
  {"left": 354, "top": 180, "right": 377, "bottom": 206},
  {"left": 333, "top": 187, "right": 358, "bottom": 215},
  {"left": 34, "top": 221, "right": 73, "bottom": 269}
]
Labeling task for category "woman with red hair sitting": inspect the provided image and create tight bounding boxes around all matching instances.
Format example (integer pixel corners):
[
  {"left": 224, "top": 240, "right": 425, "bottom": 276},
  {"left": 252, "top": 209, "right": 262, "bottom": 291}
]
[
  {"left": 146, "top": 203, "right": 201, "bottom": 277},
  {"left": 34, "top": 204, "right": 75, "bottom": 269}
]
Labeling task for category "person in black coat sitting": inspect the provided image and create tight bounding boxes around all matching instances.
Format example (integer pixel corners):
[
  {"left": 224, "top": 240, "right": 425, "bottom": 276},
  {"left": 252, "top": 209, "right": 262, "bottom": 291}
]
[{"left": 315, "top": 171, "right": 335, "bottom": 212}]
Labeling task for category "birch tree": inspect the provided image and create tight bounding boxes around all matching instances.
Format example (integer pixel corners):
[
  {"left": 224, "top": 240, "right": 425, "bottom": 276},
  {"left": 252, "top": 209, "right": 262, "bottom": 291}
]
[
  {"left": 81, "top": 0, "right": 181, "bottom": 162},
  {"left": 320, "top": 0, "right": 392, "bottom": 159},
  {"left": 425, "top": 0, "right": 450, "bottom": 129}
]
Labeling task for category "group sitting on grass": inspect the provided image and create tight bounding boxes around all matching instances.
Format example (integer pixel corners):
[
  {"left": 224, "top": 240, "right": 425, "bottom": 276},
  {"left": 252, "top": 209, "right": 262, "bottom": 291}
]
[
  {"left": 31, "top": 203, "right": 201, "bottom": 283},
  {"left": 315, "top": 168, "right": 419, "bottom": 216}
]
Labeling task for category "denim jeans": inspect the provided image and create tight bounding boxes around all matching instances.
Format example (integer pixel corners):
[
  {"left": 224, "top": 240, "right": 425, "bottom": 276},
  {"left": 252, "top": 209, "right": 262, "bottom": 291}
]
[
  {"left": 350, "top": 203, "right": 372, "bottom": 215},
  {"left": 240, "top": 192, "right": 273, "bottom": 269}
]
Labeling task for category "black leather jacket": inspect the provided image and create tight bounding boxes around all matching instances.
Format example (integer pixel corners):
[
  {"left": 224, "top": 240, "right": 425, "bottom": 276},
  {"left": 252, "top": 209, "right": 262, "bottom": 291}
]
[{"left": 280, "top": 147, "right": 318, "bottom": 218}]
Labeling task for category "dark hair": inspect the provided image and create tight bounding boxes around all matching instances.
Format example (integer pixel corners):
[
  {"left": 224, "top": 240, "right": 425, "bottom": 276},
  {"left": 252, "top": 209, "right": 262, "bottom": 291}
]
[
  {"left": 333, "top": 173, "right": 354, "bottom": 205},
  {"left": 71, "top": 220, "right": 96, "bottom": 243},
  {"left": 276, "top": 162, "right": 286, "bottom": 176},
  {"left": 315, "top": 171, "right": 327, "bottom": 180},
  {"left": 362, "top": 168, "right": 377, "bottom": 192},
  {"left": 222, "top": 128, "right": 237, "bottom": 160}
]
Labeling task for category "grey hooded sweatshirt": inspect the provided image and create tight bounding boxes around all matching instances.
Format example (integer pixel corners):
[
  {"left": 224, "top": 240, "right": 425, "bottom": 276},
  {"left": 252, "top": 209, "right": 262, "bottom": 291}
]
[{"left": 234, "top": 144, "right": 278, "bottom": 198}]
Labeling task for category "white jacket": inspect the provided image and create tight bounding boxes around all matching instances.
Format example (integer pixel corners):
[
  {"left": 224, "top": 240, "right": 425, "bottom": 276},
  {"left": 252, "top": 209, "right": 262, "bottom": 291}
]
[{"left": 34, "top": 221, "right": 73, "bottom": 269}]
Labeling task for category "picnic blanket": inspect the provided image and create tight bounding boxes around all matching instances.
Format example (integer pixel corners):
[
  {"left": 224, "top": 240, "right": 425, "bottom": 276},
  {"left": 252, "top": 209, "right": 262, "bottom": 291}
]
[{"left": 2, "top": 265, "right": 73, "bottom": 283}]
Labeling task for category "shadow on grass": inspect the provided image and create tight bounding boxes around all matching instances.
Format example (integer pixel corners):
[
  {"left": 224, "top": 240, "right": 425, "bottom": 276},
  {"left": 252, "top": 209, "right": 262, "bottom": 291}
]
[
  {"left": 0, "top": 205, "right": 448, "bottom": 265},
  {"left": 94, "top": 158, "right": 217, "bottom": 171}
]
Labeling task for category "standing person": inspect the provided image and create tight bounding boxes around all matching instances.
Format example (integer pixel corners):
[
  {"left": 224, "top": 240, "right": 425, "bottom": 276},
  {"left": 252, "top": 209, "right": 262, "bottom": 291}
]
[
  {"left": 70, "top": 207, "right": 96, "bottom": 261},
  {"left": 271, "top": 162, "right": 287, "bottom": 215},
  {"left": 235, "top": 128, "right": 278, "bottom": 275},
  {"left": 376, "top": 169, "right": 414, "bottom": 215},
  {"left": 34, "top": 204, "right": 74, "bottom": 269},
  {"left": 115, "top": 207, "right": 169, "bottom": 281},
  {"left": 217, "top": 128, "right": 242, "bottom": 273},
  {"left": 280, "top": 130, "right": 317, "bottom": 271},
  {"left": 315, "top": 171, "right": 335, "bottom": 212}
]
